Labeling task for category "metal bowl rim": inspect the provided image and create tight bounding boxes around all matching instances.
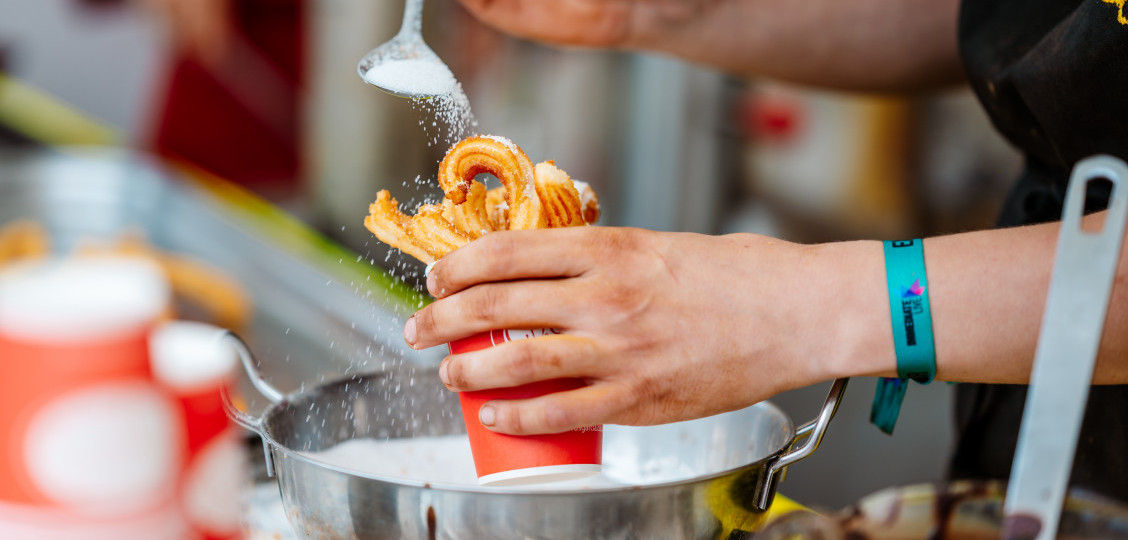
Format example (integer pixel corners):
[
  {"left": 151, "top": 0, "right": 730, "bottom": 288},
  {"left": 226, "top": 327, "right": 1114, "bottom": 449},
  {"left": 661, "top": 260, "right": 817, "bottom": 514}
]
[{"left": 256, "top": 387, "right": 797, "bottom": 495}]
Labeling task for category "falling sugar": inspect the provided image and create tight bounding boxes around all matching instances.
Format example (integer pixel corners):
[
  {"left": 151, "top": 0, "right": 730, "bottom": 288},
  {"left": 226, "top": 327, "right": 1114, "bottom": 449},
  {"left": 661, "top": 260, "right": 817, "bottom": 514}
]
[{"left": 410, "top": 82, "right": 477, "bottom": 150}]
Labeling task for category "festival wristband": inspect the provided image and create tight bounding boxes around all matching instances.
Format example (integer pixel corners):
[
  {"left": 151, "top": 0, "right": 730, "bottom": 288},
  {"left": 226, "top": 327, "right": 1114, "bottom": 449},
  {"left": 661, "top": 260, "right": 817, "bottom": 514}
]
[{"left": 870, "top": 239, "right": 937, "bottom": 434}]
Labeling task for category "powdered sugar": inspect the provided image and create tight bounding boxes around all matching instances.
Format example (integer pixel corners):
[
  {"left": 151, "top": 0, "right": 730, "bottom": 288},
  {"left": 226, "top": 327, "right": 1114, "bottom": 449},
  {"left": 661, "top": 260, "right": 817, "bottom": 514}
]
[
  {"left": 572, "top": 179, "right": 597, "bottom": 209},
  {"left": 483, "top": 134, "right": 519, "bottom": 154},
  {"left": 303, "top": 435, "right": 628, "bottom": 490},
  {"left": 363, "top": 59, "right": 457, "bottom": 97},
  {"left": 305, "top": 435, "right": 478, "bottom": 484},
  {"left": 412, "top": 85, "right": 477, "bottom": 149}
]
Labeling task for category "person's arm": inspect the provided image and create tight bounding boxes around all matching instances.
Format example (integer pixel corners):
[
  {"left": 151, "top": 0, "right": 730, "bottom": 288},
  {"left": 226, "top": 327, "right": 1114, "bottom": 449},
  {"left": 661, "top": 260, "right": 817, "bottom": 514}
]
[
  {"left": 136, "top": 0, "right": 232, "bottom": 66},
  {"left": 457, "top": 0, "right": 964, "bottom": 92},
  {"left": 923, "top": 212, "right": 1128, "bottom": 384},
  {"left": 406, "top": 212, "right": 1128, "bottom": 435}
]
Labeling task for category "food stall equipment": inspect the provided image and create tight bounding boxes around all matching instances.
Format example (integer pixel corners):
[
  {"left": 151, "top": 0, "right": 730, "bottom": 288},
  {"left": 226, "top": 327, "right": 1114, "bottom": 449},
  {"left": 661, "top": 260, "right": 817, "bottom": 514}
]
[
  {"left": 226, "top": 330, "right": 848, "bottom": 540},
  {"left": 1003, "top": 155, "right": 1128, "bottom": 539}
]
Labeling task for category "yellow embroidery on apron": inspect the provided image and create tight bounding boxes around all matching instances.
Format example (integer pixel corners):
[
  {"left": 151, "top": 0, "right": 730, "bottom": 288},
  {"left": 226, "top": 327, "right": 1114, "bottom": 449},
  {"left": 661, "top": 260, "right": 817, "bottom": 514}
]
[{"left": 1103, "top": 0, "right": 1128, "bottom": 25}]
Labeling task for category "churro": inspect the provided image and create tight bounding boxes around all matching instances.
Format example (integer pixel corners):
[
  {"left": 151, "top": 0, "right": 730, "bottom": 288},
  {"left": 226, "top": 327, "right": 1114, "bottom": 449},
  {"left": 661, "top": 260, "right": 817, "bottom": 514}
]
[
  {"left": 78, "top": 232, "right": 253, "bottom": 331},
  {"left": 534, "top": 161, "right": 586, "bottom": 228},
  {"left": 366, "top": 135, "right": 601, "bottom": 265},
  {"left": 438, "top": 135, "right": 545, "bottom": 231}
]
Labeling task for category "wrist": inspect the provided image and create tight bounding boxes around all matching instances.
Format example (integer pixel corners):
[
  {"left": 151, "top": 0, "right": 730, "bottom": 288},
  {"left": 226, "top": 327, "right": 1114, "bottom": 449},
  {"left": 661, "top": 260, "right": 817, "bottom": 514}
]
[{"left": 817, "top": 240, "right": 897, "bottom": 380}]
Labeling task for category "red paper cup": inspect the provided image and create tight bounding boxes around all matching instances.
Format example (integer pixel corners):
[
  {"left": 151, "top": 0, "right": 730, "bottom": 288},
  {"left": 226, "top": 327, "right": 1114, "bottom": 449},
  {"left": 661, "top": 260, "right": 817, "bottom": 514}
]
[
  {"left": 149, "top": 321, "right": 244, "bottom": 540},
  {"left": 0, "top": 257, "right": 189, "bottom": 539},
  {"left": 449, "top": 329, "right": 602, "bottom": 486}
]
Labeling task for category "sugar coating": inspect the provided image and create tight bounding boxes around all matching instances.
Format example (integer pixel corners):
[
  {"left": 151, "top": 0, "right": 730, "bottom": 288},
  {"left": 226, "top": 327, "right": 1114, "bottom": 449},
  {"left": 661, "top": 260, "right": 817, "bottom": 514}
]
[
  {"left": 483, "top": 134, "right": 519, "bottom": 154},
  {"left": 480, "top": 135, "right": 536, "bottom": 200},
  {"left": 571, "top": 179, "right": 597, "bottom": 210}
]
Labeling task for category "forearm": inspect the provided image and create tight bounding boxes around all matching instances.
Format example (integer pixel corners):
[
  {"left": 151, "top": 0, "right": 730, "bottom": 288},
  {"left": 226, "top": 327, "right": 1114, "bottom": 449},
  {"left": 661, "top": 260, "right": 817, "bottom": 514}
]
[
  {"left": 628, "top": 0, "right": 965, "bottom": 92},
  {"left": 831, "top": 213, "right": 1128, "bottom": 385},
  {"left": 458, "top": 0, "right": 965, "bottom": 92}
]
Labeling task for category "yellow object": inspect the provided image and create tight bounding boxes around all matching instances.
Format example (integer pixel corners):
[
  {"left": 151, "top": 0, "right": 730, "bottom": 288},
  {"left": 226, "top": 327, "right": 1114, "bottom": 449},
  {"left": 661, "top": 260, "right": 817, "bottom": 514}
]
[
  {"left": 705, "top": 471, "right": 815, "bottom": 537},
  {"left": 765, "top": 494, "right": 809, "bottom": 521},
  {"left": 0, "top": 74, "right": 118, "bottom": 146},
  {"left": 1103, "top": 0, "right": 1128, "bottom": 25}
]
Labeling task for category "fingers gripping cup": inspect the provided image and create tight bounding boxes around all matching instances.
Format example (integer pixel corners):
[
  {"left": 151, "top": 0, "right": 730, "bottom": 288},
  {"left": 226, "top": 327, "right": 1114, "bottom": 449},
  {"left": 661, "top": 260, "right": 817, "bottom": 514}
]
[{"left": 449, "top": 329, "right": 602, "bottom": 486}]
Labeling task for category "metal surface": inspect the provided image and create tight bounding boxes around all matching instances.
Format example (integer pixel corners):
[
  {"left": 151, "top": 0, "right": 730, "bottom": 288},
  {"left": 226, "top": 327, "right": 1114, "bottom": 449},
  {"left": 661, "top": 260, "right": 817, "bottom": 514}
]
[
  {"left": 1003, "top": 155, "right": 1128, "bottom": 540},
  {"left": 0, "top": 148, "right": 441, "bottom": 414},
  {"left": 227, "top": 340, "right": 848, "bottom": 540},
  {"left": 355, "top": 0, "right": 449, "bottom": 99},
  {"left": 756, "top": 378, "right": 849, "bottom": 510}
]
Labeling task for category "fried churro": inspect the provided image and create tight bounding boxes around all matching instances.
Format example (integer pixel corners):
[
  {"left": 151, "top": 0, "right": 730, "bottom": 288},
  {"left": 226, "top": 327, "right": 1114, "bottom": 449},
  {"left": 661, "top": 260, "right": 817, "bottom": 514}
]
[{"left": 365, "top": 135, "right": 601, "bottom": 264}]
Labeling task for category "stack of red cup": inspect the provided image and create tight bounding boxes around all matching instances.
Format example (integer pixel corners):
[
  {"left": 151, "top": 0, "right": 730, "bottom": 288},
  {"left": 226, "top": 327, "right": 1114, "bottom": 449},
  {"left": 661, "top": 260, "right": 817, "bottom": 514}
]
[
  {"left": 150, "top": 321, "right": 244, "bottom": 540},
  {"left": 0, "top": 257, "right": 191, "bottom": 540},
  {"left": 0, "top": 257, "right": 247, "bottom": 539}
]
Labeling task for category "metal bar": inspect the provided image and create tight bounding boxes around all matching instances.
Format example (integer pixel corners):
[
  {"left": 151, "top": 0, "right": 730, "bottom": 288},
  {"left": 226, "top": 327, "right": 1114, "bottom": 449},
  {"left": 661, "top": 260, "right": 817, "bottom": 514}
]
[{"left": 1002, "top": 155, "right": 1128, "bottom": 540}]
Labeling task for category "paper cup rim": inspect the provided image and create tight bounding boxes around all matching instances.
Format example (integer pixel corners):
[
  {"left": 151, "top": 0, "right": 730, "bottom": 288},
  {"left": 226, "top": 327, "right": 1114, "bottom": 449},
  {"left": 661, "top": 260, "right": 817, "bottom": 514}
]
[{"left": 477, "top": 464, "right": 601, "bottom": 487}]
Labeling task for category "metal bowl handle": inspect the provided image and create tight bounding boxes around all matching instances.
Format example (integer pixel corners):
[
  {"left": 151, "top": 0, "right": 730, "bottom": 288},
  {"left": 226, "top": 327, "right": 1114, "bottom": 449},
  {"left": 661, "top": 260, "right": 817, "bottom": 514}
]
[
  {"left": 221, "top": 386, "right": 279, "bottom": 478},
  {"left": 754, "top": 378, "right": 849, "bottom": 510},
  {"left": 218, "top": 330, "right": 285, "bottom": 477},
  {"left": 220, "top": 330, "right": 286, "bottom": 403},
  {"left": 221, "top": 386, "right": 263, "bottom": 433}
]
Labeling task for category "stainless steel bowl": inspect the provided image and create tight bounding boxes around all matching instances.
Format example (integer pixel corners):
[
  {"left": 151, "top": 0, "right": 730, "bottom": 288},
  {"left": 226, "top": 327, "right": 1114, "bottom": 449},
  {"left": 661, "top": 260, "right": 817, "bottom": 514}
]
[{"left": 224, "top": 334, "right": 848, "bottom": 540}]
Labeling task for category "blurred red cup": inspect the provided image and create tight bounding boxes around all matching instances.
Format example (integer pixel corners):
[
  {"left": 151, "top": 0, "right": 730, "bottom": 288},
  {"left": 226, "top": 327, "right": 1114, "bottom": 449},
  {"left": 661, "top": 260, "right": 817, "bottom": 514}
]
[
  {"left": 0, "top": 257, "right": 190, "bottom": 540},
  {"left": 150, "top": 321, "right": 244, "bottom": 540},
  {"left": 449, "top": 329, "right": 602, "bottom": 486}
]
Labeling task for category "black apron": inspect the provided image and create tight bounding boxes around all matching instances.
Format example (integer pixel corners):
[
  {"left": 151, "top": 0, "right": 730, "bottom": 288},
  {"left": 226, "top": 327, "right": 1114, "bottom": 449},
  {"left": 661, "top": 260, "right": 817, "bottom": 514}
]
[{"left": 951, "top": 0, "right": 1128, "bottom": 502}]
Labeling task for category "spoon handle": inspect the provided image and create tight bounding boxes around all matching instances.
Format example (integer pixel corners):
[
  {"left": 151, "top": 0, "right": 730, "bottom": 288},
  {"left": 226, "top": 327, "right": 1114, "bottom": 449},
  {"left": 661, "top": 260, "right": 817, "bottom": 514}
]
[{"left": 399, "top": 0, "right": 425, "bottom": 35}]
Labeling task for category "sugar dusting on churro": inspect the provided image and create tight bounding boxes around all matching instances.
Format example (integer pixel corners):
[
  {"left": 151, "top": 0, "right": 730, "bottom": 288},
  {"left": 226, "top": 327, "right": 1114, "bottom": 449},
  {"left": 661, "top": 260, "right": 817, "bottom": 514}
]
[{"left": 365, "top": 135, "right": 600, "bottom": 265}]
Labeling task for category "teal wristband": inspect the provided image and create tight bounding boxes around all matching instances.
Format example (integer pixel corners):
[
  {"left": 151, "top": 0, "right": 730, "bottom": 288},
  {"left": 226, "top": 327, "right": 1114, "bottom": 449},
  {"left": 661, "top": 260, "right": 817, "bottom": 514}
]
[{"left": 870, "top": 239, "right": 937, "bottom": 434}]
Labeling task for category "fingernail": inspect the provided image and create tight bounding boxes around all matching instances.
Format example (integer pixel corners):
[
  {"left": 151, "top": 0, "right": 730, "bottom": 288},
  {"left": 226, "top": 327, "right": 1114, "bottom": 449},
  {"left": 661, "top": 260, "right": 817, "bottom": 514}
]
[
  {"left": 439, "top": 359, "right": 450, "bottom": 387},
  {"left": 426, "top": 270, "right": 438, "bottom": 296},
  {"left": 404, "top": 316, "right": 417, "bottom": 347},
  {"left": 479, "top": 404, "right": 496, "bottom": 427}
]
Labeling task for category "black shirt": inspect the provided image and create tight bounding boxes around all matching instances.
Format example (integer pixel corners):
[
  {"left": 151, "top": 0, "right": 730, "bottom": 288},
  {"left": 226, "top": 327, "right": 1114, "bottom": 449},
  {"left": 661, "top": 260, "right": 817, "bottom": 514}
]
[{"left": 951, "top": 0, "right": 1128, "bottom": 502}]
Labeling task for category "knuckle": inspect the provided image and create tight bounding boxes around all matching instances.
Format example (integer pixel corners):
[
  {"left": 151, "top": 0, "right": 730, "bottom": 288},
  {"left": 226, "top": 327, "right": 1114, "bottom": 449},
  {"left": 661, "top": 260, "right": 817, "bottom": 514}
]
[
  {"left": 414, "top": 306, "right": 439, "bottom": 335},
  {"left": 503, "top": 405, "right": 526, "bottom": 434},
  {"left": 508, "top": 342, "right": 539, "bottom": 383},
  {"left": 594, "top": 282, "right": 649, "bottom": 322},
  {"left": 601, "top": 284, "right": 639, "bottom": 309},
  {"left": 626, "top": 375, "right": 667, "bottom": 425},
  {"left": 537, "top": 344, "right": 566, "bottom": 372},
  {"left": 445, "top": 357, "right": 468, "bottom": 389},
  {"left": 482, "top": 234, "right": 518, "bottom": 269},
  {"left": 508, "top": 340, "right": 567, "bottom": 383},
  {"left": 597, "top": 227, "right": 630, "bottom": 250},
  {"left": 542, "top": 403, "right": 575, "bottom": 433},
  {"left": 596, "top": 228, "right": 646, "bottom": 257},
  {"left": 465, "top": 285, "right": 504, "bottom": 322}
]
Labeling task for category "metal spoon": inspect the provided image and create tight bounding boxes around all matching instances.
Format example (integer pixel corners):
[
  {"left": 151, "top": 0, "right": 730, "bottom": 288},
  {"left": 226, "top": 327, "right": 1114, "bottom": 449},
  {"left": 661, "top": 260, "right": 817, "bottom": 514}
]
[{"left": 356, "top": 0, "right": 456, "bottom": 99}]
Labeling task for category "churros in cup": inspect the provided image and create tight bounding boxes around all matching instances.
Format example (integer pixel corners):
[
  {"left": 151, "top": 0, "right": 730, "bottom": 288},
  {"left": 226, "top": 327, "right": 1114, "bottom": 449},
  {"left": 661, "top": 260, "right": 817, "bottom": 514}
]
[{"left": 364, "top": 135, "right": 603, "bottom": 485}]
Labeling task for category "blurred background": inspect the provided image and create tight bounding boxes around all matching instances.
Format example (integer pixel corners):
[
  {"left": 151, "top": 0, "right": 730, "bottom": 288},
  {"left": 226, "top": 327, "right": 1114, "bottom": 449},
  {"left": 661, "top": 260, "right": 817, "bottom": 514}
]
[{"left": 0, "top": 0, "right": 1023, "bottom": 513}]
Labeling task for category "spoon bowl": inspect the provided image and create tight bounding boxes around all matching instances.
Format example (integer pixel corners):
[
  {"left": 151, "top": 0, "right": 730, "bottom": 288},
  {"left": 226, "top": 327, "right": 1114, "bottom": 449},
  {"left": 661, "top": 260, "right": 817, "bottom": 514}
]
[{"left": 357, "top": 0, "right": 456, "bottom": 99}]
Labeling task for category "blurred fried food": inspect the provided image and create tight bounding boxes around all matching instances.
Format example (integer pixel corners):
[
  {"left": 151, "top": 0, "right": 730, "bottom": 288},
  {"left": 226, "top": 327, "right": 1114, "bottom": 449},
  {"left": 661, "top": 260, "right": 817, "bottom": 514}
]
[
  {"left": 0, "top": 220, "right": 50, "bottom": 265},
  {"left": 0, "top": 222, "right": 252, "bottom": 331},
  {"left": 78, "top": 232, "right": 253, "bottom": 331}
]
